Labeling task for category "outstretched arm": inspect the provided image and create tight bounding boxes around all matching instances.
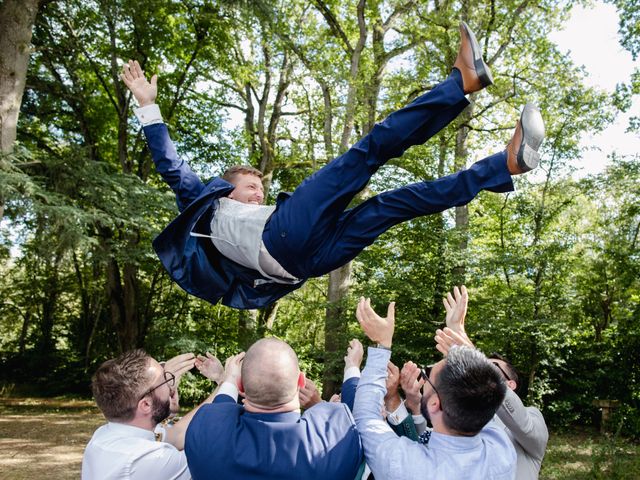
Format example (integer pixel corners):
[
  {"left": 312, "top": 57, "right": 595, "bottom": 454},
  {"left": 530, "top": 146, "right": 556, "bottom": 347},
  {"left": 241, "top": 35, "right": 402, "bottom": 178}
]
[
  {"left": 121, "top": 60, "right": 205, "bottom": 211},
  {"left": 341, "top": 338, "right": 363, "bottom": 410},
  {"left": 353, "top": 298, "right": 403, "bottom": 478},
  {"left": 163, "top": 352, "right": 244, "bottom": 450}
]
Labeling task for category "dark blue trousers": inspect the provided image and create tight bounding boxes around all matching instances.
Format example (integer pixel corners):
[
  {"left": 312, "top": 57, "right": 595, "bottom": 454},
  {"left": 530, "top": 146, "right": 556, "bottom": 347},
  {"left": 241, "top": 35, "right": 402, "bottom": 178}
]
[{"left": 263, "top": 74, "right": 514, "bottom": 279}]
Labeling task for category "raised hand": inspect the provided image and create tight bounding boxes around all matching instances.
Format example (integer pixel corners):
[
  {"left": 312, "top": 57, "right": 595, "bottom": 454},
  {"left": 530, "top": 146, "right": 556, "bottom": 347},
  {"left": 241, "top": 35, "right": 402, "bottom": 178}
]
[
  {"left": 299, "top": 378, "right": 322, "bottom": 409},
  {"left": 120, "top": 59, "right": 157, "bottom": 107},
  {"left": 356, "top": 297, "right": 395, "bottom": 348},
  {"left": 400, "top": 361, "right": 425, "bottom": 414},
  {"left": 222, "top": 352, "right": 245, "bottom": 386},
  {"left": 443, "top": 285, "right": 468, "bottom": 334},
  {"left": 384, "top": 361, "right": 402, "bottom": 412},
  {"left": 344, "top": 338, "right": 364, "bottom": 370},
  {"left": 195, "top": 352, "right": 224, "bottom": 383},
  {"left": 434, "top": 327, "right": 474, "bottom": 356},
  {"left": 164, "top": 352, "right": 196, "bottom": 384}
]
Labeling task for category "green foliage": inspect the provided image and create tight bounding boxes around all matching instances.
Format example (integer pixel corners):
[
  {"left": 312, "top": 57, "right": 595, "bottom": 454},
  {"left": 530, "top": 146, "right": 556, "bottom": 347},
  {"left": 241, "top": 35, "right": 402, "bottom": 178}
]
[{"left": 0, "top": 0, "right": 638, "bottom": 440}]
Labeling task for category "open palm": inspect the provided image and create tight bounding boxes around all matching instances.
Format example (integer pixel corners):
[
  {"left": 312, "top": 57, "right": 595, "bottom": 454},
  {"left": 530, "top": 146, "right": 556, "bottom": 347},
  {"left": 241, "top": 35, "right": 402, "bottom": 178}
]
[{"left": 121, "top": 59, "right": 157, "bottom": 107}]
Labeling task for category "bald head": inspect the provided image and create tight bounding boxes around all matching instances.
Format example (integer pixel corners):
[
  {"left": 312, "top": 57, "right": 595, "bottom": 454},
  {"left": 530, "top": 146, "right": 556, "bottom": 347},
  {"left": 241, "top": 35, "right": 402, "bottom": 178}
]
[{"left": 241, "top": 338, "right": 300, "bottom": 409}]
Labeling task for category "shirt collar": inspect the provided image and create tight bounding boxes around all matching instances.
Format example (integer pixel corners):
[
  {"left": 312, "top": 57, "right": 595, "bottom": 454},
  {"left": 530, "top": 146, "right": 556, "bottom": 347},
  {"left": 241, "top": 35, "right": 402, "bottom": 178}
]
[
  {"left": 107, "top": 422, "right": 156, "bottom": 441},
  {"left": 428, "top": 430, "right": 483, "bottom": 451}
]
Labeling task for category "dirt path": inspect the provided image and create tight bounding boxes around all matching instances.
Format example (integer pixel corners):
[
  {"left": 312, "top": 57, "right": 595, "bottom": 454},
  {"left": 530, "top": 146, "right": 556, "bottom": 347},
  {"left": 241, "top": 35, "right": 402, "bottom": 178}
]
[{"left": 0, "top": 398, "right": 103, "bottom": 480}]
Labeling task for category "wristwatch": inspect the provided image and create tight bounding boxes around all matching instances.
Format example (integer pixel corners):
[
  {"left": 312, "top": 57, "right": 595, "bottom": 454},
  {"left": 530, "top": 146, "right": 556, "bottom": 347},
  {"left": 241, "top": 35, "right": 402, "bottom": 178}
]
[{"left": 375, "top": 343, "right": 391, "bottom": 350}]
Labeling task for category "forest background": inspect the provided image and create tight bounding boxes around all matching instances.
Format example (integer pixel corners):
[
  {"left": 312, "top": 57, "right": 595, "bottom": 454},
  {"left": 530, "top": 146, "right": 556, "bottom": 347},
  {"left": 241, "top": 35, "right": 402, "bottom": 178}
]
[{"left": 0, "top": 0, "right": 639, "bottom": 445}]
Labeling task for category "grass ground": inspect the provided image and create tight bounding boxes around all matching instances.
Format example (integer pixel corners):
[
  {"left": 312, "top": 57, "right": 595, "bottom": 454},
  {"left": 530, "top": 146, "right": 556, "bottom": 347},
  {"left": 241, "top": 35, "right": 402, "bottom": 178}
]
[{"left": 0, "top": 396, "right": 638, "bottom": 479}]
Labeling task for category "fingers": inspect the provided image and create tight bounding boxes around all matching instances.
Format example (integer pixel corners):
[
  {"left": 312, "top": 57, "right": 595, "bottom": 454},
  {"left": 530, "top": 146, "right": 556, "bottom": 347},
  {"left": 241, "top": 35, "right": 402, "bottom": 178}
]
[
  {"left": 150, "top": 74, "right": 158, "bottom": 86},
  {"left": 164, "top": 353, "right": 195, "bottom": 373},
  {"left": 453, "top": 285, "right": 461, "bottom": 301},
  {"left": 133, "top": 59, "right": 144, "bottom": 78},
  {"left": 386, "top": 302, "right": 395, "bottom": 323}
]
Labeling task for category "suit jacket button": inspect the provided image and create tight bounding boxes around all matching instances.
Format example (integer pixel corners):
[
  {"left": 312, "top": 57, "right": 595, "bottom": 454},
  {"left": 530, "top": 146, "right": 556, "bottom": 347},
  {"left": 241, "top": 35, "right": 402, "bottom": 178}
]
[{"left": 281, "top": 231, "right": 287, "bottom": 237}]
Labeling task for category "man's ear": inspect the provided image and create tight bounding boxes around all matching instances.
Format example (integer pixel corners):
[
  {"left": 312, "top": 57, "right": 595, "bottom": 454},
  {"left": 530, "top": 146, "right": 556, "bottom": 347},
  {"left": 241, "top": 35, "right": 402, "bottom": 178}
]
[
  {"left": 297, "top": 372, "right": 306, "bottom": 389},
  {"left": 238, "top": 378, "right": 245, "bottom": 394},
  {"left": 138, "top": 396, "right": 152, "bottom": 415},
  {"left": 507, "top": 379, "right": 517, "bottom": 392},
  {"left": 427, "top": 392, "right": 441, "bottom": 415}
]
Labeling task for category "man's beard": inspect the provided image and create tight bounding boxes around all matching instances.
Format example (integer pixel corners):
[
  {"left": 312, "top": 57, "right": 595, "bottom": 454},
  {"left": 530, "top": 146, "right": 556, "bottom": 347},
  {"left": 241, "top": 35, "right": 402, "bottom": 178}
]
[
  {"left": 151, "top": 392, "right": 171, "bottom": 425},
  {"left": 420, "top": 393, "right": 431, "bottom": 422}
]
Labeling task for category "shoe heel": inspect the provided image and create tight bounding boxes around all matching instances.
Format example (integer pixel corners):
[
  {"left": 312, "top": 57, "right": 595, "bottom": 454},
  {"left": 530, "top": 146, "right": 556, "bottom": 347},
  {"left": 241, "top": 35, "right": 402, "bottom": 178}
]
[{"left": 518, "top": 144, "right": 540, "bottom": 172}]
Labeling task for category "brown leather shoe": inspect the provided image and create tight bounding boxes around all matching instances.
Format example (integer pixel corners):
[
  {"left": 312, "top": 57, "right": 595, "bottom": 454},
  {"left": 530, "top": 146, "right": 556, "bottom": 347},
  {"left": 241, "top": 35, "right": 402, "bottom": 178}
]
[
  {"left": 453, "top": 21, "right": 493, "bottom": 94},
  {"left": 506, "top": 103, "right": 545, "bottom": 174}
]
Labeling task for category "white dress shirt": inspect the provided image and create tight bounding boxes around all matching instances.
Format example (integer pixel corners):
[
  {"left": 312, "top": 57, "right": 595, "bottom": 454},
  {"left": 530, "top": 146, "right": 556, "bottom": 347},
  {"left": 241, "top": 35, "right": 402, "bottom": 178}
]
[{"left": 81, "top": 422, "right": 190, "bottom": 480}]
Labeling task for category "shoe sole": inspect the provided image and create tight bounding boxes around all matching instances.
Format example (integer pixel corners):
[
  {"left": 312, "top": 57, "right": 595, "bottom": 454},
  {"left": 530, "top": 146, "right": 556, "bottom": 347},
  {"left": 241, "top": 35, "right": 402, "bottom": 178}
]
[
  {"left": 460, "top": 21, "right": 494, "bottom": 88},
  {"left": 517, "top": 103, "right": 545, "bottom": 172}
]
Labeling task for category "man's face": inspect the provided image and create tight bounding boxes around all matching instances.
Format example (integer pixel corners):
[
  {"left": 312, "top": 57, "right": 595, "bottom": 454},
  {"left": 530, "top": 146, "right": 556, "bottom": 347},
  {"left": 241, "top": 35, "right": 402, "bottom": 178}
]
[
  {"left": 228, "top": 173, "right": 264, "bottom": 205},
  {"left": 490, "top": 358, "right": 517, "bottom": 391},
  {"left": 145, "top": 359, "right": 174, "bottom": 424}
]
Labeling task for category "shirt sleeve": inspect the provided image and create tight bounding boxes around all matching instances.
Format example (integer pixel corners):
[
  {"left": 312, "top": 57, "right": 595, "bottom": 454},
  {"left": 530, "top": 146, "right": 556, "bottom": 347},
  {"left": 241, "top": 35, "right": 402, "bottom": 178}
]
[
  {"left": 353, "top": 347, "right": 406, "bottom": 479},
  {"left": 134, "top": 104, "right": 164, "bottom": 126},
  {"left": 131, "top": 444, "right": 191, "bottom": 480},
  {"left": 496, "top": 388, "right": 549, "bottom": 460},
  {"left": 386, "top": 400, "right": 409, "bottom": 425},
  {"left": 214, "top": 381, "right": 239, "bottom": 403}
]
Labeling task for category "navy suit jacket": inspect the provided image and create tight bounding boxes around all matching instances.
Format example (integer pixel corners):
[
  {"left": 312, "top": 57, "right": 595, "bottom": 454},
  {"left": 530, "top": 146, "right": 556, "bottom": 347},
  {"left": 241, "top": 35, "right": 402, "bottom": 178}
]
[
  {"left": 144, "top": 123, "right": 305, "bottom": 309},
  {"left": 185, "top": 385, "right": 363, "bottom": 480}
]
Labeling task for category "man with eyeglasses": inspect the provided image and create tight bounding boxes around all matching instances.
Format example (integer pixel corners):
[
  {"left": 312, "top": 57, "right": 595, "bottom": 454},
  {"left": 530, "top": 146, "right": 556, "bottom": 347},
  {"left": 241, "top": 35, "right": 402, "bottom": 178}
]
[
  {"left": 82, "top": 349, "right": 237, "bottom": 479},
  {"left": 353, "top": 297, "right": 516, "bottom": 479},
  {"left": 435, "top": 286, "right": 549, "bottom": 479}
]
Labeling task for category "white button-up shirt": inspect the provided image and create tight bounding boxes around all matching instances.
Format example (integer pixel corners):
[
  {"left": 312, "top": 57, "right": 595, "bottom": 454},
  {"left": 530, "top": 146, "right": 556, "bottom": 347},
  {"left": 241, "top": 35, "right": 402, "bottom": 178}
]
[{"left": 82, "top": 422, "right": 190, "bottom": 480}]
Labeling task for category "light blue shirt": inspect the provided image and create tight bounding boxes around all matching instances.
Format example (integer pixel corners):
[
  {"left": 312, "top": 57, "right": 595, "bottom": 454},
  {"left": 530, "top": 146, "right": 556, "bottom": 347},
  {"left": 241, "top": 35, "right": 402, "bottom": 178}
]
[{"left": 353, "top": 347, "right": 517, "bottom": 480}]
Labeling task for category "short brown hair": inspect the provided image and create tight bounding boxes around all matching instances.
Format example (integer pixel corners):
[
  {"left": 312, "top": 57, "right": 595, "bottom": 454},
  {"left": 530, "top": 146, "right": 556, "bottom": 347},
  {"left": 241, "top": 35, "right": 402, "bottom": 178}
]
[
  {"left": 91, "top": 349, "right": 153, "bottom": 422},
  {"left": 222, "top": 165, "right": 263, "bottom": 184}
]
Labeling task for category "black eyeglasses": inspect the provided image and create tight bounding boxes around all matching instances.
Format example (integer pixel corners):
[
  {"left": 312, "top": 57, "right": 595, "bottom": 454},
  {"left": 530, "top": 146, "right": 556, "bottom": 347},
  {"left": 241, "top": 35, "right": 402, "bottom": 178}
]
[
  {"left": 418, "top": 365, "right": 440, "bottom": 398},
  {"left": 139, "top": 371, "right": 175, "bottom": 400},
  {"left": 490, "top": 361, "right": 512, "bottom": 382}
]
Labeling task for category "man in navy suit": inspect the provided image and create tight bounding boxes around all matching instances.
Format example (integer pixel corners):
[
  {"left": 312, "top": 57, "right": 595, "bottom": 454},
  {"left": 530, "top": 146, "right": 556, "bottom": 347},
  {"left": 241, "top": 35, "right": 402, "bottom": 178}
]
[
  {"left": 121, "top": 22, "right": 544, "bottom": 310},
  {"left": 185, "top": 337, "right": 363, "bottom": 479}
]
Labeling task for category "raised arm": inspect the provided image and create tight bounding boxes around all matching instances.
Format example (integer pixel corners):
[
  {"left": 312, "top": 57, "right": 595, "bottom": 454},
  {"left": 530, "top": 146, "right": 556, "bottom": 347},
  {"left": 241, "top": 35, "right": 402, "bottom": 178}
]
[
  {"left": 353, "top": 298, "right": 405, "bottom": 478},
  {"left": 340, "top": 338, "right": 363, "bottom": 410},
  {"left": 121, "top": 60, "right": 205, "bottom": 211},
  {"left": 163, "top": 352, "right": 243, "bottom": 450}
]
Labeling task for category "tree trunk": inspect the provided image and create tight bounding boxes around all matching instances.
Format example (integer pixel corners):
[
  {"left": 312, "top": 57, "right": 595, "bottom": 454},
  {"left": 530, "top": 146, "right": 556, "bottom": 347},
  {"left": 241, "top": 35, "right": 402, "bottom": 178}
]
[
  {"left": 238, "top": 309, "right": 258, "bottom": 350},
  {"left": 0, "top": 0, "right": 39, "bottom": 221},
  {"left": 452, "top": 101, "right": 474, "bottom": 285},
  {"left": 322, "top": 263, "right": 351, "bottom": 399},
  {"left": 0, "top": 0, "right": 38, "bottom": 152}
]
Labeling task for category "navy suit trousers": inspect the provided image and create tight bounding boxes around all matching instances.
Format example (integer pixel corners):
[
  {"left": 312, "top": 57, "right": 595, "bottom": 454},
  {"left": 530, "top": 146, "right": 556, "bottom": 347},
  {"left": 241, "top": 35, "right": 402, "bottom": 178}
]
[{"left": 263, "top": 74, "right": 514, "bottom": 278}]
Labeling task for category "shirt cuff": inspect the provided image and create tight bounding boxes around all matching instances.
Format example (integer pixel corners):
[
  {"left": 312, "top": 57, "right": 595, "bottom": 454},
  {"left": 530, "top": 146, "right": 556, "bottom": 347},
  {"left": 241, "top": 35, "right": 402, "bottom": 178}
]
[
  {"left": 343, "top": 366, "right": 361, "bottom": 381},
  {"left": 386, "top": 400, "right": 410, "bottom": 425},
  {"left": 217, "top": 381, "right": 239, "bottom": 401},
  {"left": 134, "top": 104, "right": 163, "bottom": 126},
  {"left": 413, "top": 414, "right": 426, "bottom": 426}
]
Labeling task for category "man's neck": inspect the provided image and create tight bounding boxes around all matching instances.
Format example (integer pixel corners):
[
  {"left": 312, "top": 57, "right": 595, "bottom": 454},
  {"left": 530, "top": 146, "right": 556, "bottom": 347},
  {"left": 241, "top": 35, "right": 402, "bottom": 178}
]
[
  {"left": 243, "top": 398, "right": 301, "bottom": 414},
  {"left": 122, "top": 416, "right": 155, "bottom": 432}
]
